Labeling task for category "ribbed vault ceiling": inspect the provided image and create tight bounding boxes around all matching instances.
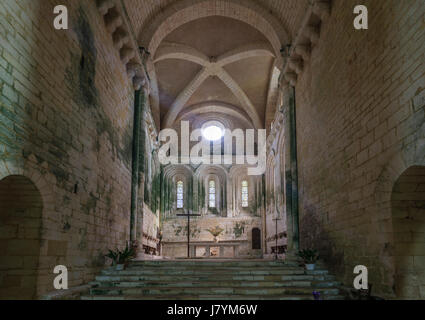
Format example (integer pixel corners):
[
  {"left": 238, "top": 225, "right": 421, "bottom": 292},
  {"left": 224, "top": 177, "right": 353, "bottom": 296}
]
[{"left": 122, "top": 0, "right": 309, "bottom": 130}]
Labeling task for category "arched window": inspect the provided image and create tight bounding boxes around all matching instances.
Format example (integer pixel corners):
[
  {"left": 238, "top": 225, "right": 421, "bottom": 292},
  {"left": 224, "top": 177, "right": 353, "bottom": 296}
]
[
  {"left": 241, "top": 180, "right": 249, "bottom": 208},
  {"left": 209, "top": 180, "right": 216, "bottom": 208},
  {"left": 176, "top": 181, "right": 184, "bottom": 209}
]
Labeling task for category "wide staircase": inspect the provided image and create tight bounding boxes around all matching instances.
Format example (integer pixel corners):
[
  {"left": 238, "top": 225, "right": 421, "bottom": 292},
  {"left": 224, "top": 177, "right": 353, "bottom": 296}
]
[{"left": 82, "top": 256, "right": 344, "bottom": 300}]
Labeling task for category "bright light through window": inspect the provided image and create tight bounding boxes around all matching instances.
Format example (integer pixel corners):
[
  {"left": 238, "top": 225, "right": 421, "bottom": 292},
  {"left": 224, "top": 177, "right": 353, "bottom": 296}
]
[
  {"left": 202, "top": 125, "right": 224, "bottom": 141},
  {"left": 242, "top": 180, "right": 249, "bottom": 208},
  {"left": 177, "top": 181, "right": 184, "bottom": 209},
  {"left": 209, "top": 180, "right": 216, "bottom": 208}
]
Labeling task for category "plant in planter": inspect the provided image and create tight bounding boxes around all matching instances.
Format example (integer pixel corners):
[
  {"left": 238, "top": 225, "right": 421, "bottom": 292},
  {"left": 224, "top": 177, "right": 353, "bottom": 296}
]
[
  {"left": 297, "top": 249, "right": 319, "bottom": 271},
  {"left": 206, "top": 226, "right": 224, "bottom": 243},
  {"left": 105, "top": 243, "right": 136, "bottom": 271},
  {"left": 209, "top": 207, "right": 219, "bottom": 216}
]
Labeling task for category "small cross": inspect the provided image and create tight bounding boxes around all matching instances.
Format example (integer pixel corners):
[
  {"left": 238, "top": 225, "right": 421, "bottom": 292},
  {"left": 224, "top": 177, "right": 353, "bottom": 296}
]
[
  {"left": 272, "top": 216, "right": 282, "bottom": 260},
  {"left": 177, "top": 211, "right": 201, "bottom": 258}
]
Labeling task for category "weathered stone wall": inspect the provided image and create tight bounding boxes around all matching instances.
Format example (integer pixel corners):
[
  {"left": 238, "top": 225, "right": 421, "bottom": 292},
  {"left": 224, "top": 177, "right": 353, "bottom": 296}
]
[
  {"left": 161, "top": 164, "right": 264, "bottom": 258},
  {"left": 0, "top": 0, "right": 134, "bottom": 296},
  {"left": 0, "top": 175, "right": 42, "bottom": 299},
  {"left": 391, "top": 166, "right": 425, "bottom": 299},
  {"left": 162, "top": 215, "right": 262, "bottom": 258},
  {"left": 295, "top": 0, "right": 425, "bottom": 297},
  {"left": 142, "top": 204, "right": 160, "bottom": 254},
  {"left": 265, "top": 132, "right": 287, "bottom": 255}
]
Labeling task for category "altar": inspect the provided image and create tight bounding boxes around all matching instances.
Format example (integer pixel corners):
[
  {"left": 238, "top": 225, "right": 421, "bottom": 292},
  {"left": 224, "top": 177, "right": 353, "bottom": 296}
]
[{"left": 162, "top": 240, "right": 247, "bottom": 258}]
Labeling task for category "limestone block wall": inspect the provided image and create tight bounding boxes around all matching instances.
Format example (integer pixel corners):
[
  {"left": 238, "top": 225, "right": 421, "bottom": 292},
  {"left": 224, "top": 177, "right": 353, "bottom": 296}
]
[
  {"left": 142, "top": 204, "right": 160, "bottom": 253},
  {"left": 0, "top": 176, "right": 42, "bottom": 299},
  {"left": 294, "top": 0, "right": 425, "bottom": 297},
  {"left": 0, "top": 0, "right": 134, "bottom": 297},
  {"left": 391, "top": 166, "right": 425, "bottom": 299},
  {"left": 265, "top": 128, "right": 287, "bottom": 254}
]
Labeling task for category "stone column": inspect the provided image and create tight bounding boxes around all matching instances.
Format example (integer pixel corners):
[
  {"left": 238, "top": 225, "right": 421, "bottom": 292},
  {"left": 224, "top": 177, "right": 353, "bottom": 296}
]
[
  {"left": 280, "top": 84, "right": 300, "bottom": 252},
  {"left": 130, "top": 89, "right": 143, "bottom": 242},
  {"left": 261, "top": 174, "right": 266, "bottom": 255},
  {"left": 136, "top": 173, "right": 145, "bottom": 259},
  {"left": 288, "top": 86, "right": 300, "bottom": 250},
  {"left": 130, "top": 84, "right": 148, "bottom": 261},
  {"left": 165, "top": 177, "right": 169, "bottom": 218},
  {"left": 160, "top": 167, "right": 165, "bottom": 217},
  {"left": 226, "top": 176, "right": 233, "bottom": 217},
  {"left": 221, "top": 178, "right": 227, "bottom": 217}
]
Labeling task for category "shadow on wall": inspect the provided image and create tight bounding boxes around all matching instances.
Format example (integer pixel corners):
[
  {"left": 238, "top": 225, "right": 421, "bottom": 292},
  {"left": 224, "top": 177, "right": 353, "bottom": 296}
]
[
  {"left": 391, "top": 166, "right": 425, "bottom": 299},
  {"left": 299, "top": 204, "right": 344, "bottom": 275},
  {"left": 0, "top": 175, "right": 43, "bottom": 300}
]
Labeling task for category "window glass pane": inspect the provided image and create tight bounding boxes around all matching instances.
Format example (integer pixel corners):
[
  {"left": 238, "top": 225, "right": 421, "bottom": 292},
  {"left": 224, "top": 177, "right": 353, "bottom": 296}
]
[
  {"left": 177, "top": 181, "right": 184, "bottom": 209},
  {"left": 209, "top": 180, "right": 216, "bottom": 208},
  {"left": 242, "top": 180, "right": 248, "bottom": 208}
]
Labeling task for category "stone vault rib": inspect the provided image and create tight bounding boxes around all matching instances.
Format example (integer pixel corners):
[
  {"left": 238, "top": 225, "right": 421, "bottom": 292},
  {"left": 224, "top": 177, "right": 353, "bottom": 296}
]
[{"left": 159, "top": 43, "right": 270, "bottom": 129}]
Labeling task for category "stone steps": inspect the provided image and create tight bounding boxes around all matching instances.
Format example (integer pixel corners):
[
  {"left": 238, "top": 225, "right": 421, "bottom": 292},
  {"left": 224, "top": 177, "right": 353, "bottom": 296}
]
[
  {"left": 94, "top": 274, "right": 336, "bottom": 282},
  {"left": 100, "top": 269, "right": 328, "bottom": 276},
  {"left": 89, "top": 286, "right": 341, "bottom": 296},
  {"left": 93, "top": 280, "right": 340, "bottom": 289},
  {"left": 90, "top": 286, "right": 339, "bottom": 295},
  {"left": 129, "top": 260, "right": 300, "bottom": 267},
  {"left": 83, "top": 259, "right": 343, "bottom": 300},
  {"left": 82, "top": 294, "right": 345, "bottom": 300},
  {"left": 94, "top": 279, "right": 339, "bottom": 288},
  {"left": 125, "top": 264, "right": 302, "bottom": 269}
]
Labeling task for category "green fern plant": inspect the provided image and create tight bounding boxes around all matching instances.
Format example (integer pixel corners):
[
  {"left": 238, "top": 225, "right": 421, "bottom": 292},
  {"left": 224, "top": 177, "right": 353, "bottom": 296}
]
[
  {"left": 105, "top": 243, "right": 136, "bottom": 265},
  {"left": 297, "top": 249, "right": 319, "bottom": 264},
  {"left": 105, "top": 249, "right": 119, "bottom": 266}
]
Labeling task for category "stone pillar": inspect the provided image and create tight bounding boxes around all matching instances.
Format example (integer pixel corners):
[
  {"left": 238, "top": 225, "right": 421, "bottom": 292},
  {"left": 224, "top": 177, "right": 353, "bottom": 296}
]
[
  {"left": 227, "top": 176, "right": 233, "bottom": 217},
  {"left": 130, "top": 89, "right": 143, "bottom": 242},
  {"left": 260, "top": 175, "right": 266, "bottom": 254},
  {"left": 136, "top": 173, "right": 145, "bottom": 260},
  {"left": 221, "top": 179, "right": 227, "bottom": 217},
  {"left": 189, "top": 177, "right": 193, "bottom": 212},
  {"left": 281, "top": 84, "right": 300, "bottom": 252},
  {"left": 130, "top": 86, "right": 148, "bottom": 261},
  {"left": 160, "top": 167, "right": 165, "bottom": 217},
  {"left": 165, "top": 177, "right": 169, "bottom": 218},
  {"left": 288, "top": 86, "right": 300, "bottom": 250}
]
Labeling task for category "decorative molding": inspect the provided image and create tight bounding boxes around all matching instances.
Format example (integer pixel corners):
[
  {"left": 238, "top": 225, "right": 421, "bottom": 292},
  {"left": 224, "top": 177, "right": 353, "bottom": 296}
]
[
  {"left": 95, "top": 0, "right": 150, "bottom": 93},
  {"left": 95, "top": 0, "right": 159, "bottom": 138},
  {"left": 268, "top": 1, "right": 333, "bottom": 142},
  {"left": 312, "top": 1, "right": 331, "bottom": 21},
  {"left": 280, "top": 0, "right": 332, "bottom": 88}
]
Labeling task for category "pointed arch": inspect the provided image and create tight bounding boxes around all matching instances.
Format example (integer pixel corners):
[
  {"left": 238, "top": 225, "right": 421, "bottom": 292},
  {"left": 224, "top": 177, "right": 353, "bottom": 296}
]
[{"left": 139, "top": 0, "right": 290, "bottom": 60}]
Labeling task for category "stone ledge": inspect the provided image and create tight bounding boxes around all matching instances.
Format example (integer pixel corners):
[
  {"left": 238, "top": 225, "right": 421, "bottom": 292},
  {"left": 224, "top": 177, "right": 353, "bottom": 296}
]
[{"left": 40, "top": 283, "right": 95, "bottom": 300}]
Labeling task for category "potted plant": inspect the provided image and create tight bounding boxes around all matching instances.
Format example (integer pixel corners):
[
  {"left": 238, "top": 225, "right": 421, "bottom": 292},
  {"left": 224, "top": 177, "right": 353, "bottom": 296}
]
[
  {"left": 105, "top": 243, "right": 136, "bottom": 271},
  {"left": 297, "top": 249, "right": 319, "bottom": 271},
  {"left": 206, "top": 226, "right": 224, "bottom": 243},
  {"left": 105, "top": 249, "right": 119, "bottom": 268}
]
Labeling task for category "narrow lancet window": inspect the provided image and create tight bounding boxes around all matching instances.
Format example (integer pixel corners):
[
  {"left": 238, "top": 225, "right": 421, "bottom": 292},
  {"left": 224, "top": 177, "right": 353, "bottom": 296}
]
[
  {"left": 209, "top": 180, "right": 216, "bottom": 208},
  {"left": 177, "top": 181, "right": 184, "bottom": 209},
  {"left": 242, "top": 180, "right": 249, "bottom": 208}
]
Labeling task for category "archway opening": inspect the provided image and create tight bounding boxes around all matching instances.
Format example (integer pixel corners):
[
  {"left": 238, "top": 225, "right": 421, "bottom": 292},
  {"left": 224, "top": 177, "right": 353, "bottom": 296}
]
[
  {"left": 252, "top": 228, "right": 261, "bottom": 250},
  {"left": 0, "top": 175, "right": 43, "bottom": 300},
  {"left": 391, "top": 166, "right": 425, "bottom": 299}
]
